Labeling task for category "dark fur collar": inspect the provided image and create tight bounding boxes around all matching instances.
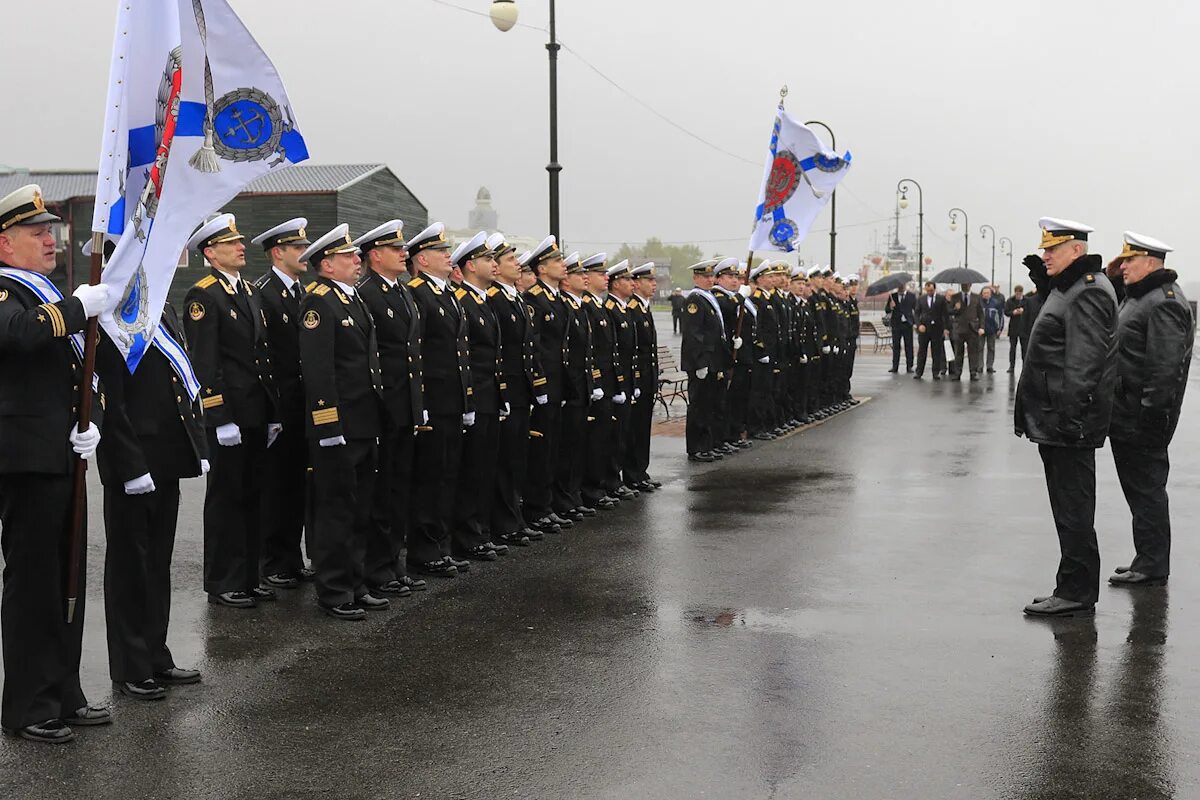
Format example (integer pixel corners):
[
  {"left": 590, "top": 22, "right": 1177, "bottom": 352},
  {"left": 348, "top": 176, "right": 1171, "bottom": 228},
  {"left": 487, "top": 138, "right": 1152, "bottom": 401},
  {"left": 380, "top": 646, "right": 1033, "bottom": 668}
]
[
  {"left": 1125, "top": 268, "right": 1178, "bottom": 299},
  {"left": 1049, "top": 253, "right": 1103, "bottom": 292}
]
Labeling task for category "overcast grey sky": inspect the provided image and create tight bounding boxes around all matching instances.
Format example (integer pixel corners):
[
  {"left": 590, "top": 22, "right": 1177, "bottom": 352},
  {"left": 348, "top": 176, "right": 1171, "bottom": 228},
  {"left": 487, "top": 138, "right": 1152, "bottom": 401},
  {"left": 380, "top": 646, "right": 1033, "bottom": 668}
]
[{"left": 4, "top": 0, "right": 1197, "bottom": 282}]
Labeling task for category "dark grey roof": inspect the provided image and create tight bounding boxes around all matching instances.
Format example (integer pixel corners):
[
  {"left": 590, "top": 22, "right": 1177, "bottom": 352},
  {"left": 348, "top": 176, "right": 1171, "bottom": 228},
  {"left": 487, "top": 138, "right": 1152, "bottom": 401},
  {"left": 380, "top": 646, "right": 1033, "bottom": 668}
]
[{"left": 0, "top": 171, "right": 97, "bottom": 204}]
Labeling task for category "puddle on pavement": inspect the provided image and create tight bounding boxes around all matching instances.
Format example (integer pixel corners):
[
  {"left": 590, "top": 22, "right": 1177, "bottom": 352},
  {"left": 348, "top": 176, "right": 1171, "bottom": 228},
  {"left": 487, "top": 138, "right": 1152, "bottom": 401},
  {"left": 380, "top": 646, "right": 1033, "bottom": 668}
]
[{"left": 686, "top": 607, "right": 833, "bottom": 638}]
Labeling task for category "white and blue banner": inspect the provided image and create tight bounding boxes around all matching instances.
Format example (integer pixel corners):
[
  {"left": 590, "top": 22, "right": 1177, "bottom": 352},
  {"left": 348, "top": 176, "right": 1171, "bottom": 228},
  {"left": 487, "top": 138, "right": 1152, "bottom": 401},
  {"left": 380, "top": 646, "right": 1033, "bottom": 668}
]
[
  {"left": 91, "top": 0, "right": 308, "bottom": 372},
  {"left": 749, "top": 108, "right": 851, "bottom": 254}
]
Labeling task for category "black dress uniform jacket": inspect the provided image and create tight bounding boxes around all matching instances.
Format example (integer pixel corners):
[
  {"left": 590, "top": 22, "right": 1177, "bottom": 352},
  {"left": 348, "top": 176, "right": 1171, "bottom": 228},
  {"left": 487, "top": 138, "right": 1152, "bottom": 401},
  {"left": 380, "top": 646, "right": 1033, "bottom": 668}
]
[
  {"left": 606, "top": 296, "right": 636, "bottom": 396},
  {"left": 1015, "top": 254, "right": 1118, "bottom": 447},
  {"left": 358, "top": 269, "right": 424, "bottom": 427},
  {"left": 582, "top": 291, "right": 616, "bottom": 395},
  {"left": 681, "top": 289, "right": 730, "bottom": 372},
  {"left": 254, "top": 269, "right": 304, "bottom": 429},
  {"left": 628, "top": 296, "right": 657, "bottom": 393},
  {"left": 456, "top": 284, "right": 502, "bottom": 414},
  {"left": 490, "top": 283, "right": 542, "bottom": 405},
  {"left": 1108, "top": 269, "right": 1193, "bottom": 447},
  {"left": 408, "top": 274, "right": 470, "bottom": 416},
  {"left": 524, "top": 280, "right": 568, "bottom": 402}
]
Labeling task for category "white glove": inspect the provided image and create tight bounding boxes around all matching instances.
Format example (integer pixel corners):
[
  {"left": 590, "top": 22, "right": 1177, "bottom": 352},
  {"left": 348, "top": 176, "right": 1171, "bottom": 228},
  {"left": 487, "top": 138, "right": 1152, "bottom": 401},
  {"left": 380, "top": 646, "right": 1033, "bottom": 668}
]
[
  {"left": 833, "top": 346, "right": 841, "bottom": 354},
  {"left": 613, "top": 392, "right": 627, "bottom": 405},
  {"left": 200, "top": 459, "right": 210, "bottom": 475},
  {"left": 737, "top": 284, "right": 752, "bottom": 298},
  {"left": 69, "top": 423, "right": 100, "bottom": 459},
  {"left": 799, "top": 355, "right": 809, "bottom": 364},
  {"left": 696, "top": 367, "right": 709, "bottom": 379},
  {"left": 462, "top": 411, "right": 476, "bottom": 427},
  {"left": 266, "top": 423, "right": 282, "bottom": 448},
  {"left": 319, "top": 435, "right": 346, "bottom": 448},
  {"left": 590, "top": 388, "right": 604, "bottom": 401},
  {"left": 500, "top": 402, "right": 511, "bottom": 417},
  {"left": 821, "top": 346, "right": 832, "bottom": 354},
  {"left": 633, "top": 388, "right": 642, "bottom": 400},
  {"left": 422, "top": 410, "right": 430, "bottom": 425},
  {"left": 732, "top": 336, "right": 743, "bottom": 350},
  {"left": 72, "top": 283, "right": 113, "bottom": 318},
  {"left": 215, "top": 423, "right": 242, "bottom": 447},
  {"left": 758, "top": 356, "right": 769, "bottom": 364},
  {"left": 124, "top": 473, "right": 156, "bottom": 496},
  {"left": 535, "top": 394, "right": 549, "bottom": 405}
]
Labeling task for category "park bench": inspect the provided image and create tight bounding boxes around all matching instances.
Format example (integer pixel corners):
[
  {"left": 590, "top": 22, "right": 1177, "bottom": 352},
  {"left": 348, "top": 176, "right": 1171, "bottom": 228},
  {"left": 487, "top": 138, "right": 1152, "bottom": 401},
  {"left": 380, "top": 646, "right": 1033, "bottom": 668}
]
[
  {"left": 860, "top": 321, "right": 891, "bottom": 353},
  {"left": 656, "top": 345, "right": 688, "bottom": 416}
]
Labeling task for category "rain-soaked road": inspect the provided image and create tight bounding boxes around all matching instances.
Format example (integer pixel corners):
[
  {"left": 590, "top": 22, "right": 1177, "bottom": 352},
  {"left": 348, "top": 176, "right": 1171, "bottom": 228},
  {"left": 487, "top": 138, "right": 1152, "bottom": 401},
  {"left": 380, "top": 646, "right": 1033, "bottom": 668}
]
[{"left": 3, "top": 347, "right": 1200, "bottom": 799}]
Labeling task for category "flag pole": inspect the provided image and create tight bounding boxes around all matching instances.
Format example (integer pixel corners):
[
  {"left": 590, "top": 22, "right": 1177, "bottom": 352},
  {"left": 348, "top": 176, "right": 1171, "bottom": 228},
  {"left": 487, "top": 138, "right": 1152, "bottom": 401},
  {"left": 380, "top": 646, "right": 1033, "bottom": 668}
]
[{"left": 65, "top": 232, "right": 104, "bottom": 623}]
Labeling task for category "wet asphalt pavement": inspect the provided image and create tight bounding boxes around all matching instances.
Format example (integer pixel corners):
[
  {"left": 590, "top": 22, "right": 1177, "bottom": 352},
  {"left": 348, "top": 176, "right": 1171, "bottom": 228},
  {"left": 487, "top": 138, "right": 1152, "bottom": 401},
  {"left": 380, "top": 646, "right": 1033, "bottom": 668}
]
[{"left": 4, "top": 344, "right": 1200, "bottom": 799}]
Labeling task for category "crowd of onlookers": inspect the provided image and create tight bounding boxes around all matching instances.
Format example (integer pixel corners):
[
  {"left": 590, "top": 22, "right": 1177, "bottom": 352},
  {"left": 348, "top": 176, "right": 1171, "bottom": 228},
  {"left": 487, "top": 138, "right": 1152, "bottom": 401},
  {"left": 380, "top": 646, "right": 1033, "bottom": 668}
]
[{"left": 883, "top": 282, "right": 1043, "bottom": 379}]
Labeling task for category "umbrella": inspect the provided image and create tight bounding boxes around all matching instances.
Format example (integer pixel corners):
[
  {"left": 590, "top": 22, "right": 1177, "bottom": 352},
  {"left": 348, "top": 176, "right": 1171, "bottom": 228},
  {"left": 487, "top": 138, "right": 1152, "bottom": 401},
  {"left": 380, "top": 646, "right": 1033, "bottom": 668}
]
[
  {"left": 865, "top": 271, "right": 912, "bottom": 296},
  {"left": 931, "top": 267, "right": 988, "bottom": 285}
]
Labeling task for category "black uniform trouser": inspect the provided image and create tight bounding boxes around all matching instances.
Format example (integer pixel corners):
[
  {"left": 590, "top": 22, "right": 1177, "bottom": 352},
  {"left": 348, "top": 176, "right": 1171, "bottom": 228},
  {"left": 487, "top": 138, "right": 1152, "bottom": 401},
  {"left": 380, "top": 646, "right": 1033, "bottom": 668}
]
[
  {"left": 366, "top": 424, "right": 415, "bottom": 588},
  {"left": 916, "top": 328, "right": 945, "bottom": 376},
  {"left": 260, "top": 423, "right": 307, "bottom": 577},
  {"left": 492, "top": 399, "right": 532, "bottom": 535},
  {"left": 1038, "top": 444, "right": 1100, "bottom": 605},
  {"left": 455, "top": 412, "right": 500, "bottom": 552},
  {"left": 773, "top": 365, "right": 790, "bottom": 424},
  {"left": 729, "top": 364, "right": 752, "bottom": 439},
  {"left": 604, "top": 396, "right": 632, "bottom": 493},
  {"left": 844, "top": 345, "right": 857, "bottom": 397},
  {"left": 0, "top": 474, "right": 87, "bottom": 729},
  {"left": 104, "top": 477, "right": 180, "bottom": 684},
  {"left": 554, "top": 402, "right": 587, "bottom": 513},
  {"left": 626, "top": 379, "right": 655, "bottom": 483},
  {"left": 685, "top": 371, "right": 719, "bottom": 455},
  {"left": 409, "top": 415, "right": 464, "bottom": 564},
  {"left": 310, "top": 438, "right": 377, "bottom": 607},
  {"left": 790, "top": 361, "right": 809, "bottom": 418},
  {"left": 523, "top": 402, "right": 561, "bottom": 522},
  {"left": 748, "top": 361, "right": 775, "bottom": 434},
  {"left": 582, "top": 397, "right": 613, "bottom": 506},
  {"left": 1111, "top": 440, "right": 1172, "bottom": 578},
  {"left": 892, "top": 326, "right": 914, "bottom": 370},
  {"left": 1008, "top": 336, "right": 1027, "bottom": 369},
  {"left": 204, "top": 427, "right": 266, "bottom": 595}
]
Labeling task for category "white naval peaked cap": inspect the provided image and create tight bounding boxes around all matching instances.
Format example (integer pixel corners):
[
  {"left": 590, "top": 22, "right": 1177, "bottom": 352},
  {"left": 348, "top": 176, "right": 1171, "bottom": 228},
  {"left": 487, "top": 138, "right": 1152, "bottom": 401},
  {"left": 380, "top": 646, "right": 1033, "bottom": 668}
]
[
  {"left": 451, "top": 231, "right": 491, "bottom": 266},
  {"left": 528, "top": 235, "right": 562, "bottom": 268},
  {"left": 833, "top": 273, "right": 846, "bottom": 282},
  {"left": 299, "top": 224, "right": 359, "bottom": 264},
  {"left": 581, "top": 252, "right": 608, "bottom": 271},
  {"left": 406, "top": 222, "right": 451, "bottom": 255},
  {"left": 186, "top": 213, "right": 243, "bottom": 251},
  {"left": 563, "top": 251, "right": 581, "bottom": 268},
  {"left": 749, "top": 263, "right": 770, "bottom": 279},
  {"left": 0, "top": 183, "right": 60, "bottom": 231},
  {"left": 713, "top": 257, "right": 739, "bottom": 277},
  {"left": 688, "top": 259, "right": 718, "bottom": 276},
  {"left": 606, "top": 259, "right": 632, "bottom": 278},
  {"left": 631, "top": 261, "right": 655, "bottom": 277},
  {"left": 1119, "top": 231, "right": 1173, "bottom": 261},
  {"left": 252, "top": 218, "right": 311, "bottom": 249},
  {"left": 486, "top": 231, "right": 515, "bottom": 258},
  {"left": 517, "top": 250, "right": 532, "bottom": 267},
  {"left": 1038, "top": 217, "right": 1094, "bottom": 250},
  {"left": 351, "top": 220, "right": 406, "bottom": 252},
  {"left": 807, "top": 265, "right": 823, "bottom": 278},
  {"left": 789, "top": 266, "right": 805, "bottom": 278},
  {"left": 846, "top": 273, "right": 860, "bottom": 283}
]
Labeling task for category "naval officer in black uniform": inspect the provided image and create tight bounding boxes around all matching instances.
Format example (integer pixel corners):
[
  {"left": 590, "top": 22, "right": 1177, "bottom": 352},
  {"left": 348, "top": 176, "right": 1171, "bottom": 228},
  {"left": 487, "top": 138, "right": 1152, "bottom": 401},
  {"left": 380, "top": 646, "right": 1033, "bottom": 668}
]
[
  {"left": 250, "top": 218, "right": 312, "bottom": 588},
  {"left": 298, "top": 225, "right": 385, "bottom": 620},
  {"left": 680, "top": 260, "right": 732, "bottom": 462},
  {"left": 184, "top": 214, "right": 281, "bottom": 609},
  {"left": 0, "top": 184, "right": 112, "bottom": 743},
  {"left": 579, "top": 253, "right": 618, "bottom": 511},
  {"left": 626, "top": 262, "right": 662, "bottom": 490}
]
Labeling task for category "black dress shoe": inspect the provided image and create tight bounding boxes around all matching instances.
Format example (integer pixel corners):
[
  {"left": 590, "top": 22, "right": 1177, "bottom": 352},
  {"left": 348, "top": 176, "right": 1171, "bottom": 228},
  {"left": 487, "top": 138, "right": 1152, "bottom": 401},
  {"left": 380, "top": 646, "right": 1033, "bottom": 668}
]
[
  {"left": 887, "top": 367, "right": 898, "bottom": 373},
  {"left": 208, "top": 591, "right": 256, "bottom": 608},
  {"left": 115, "top": 679, "right": 167, "bottom": 701},
  {"left": 688, "top": 452, "right": 715, "bottom": 462},
  {"left": 752, "top": 432, "right": 774, "bottom": 441},
  {"left": 5, "top": 719, "right": 74, "bottom": 744},
  {"left": 648, "top": 479, "right": 663, "bottom": 488},
  {"left": 532, "top": 517, "right": 562, "bottom": 533},
  {"left": 498, "top": 531, "right": 532, "bottom": 546},
  {"left": 913, "top": 373, "right": 923, "bottom": 380},
  {"left": 735, "top": 439, "right": 752, "bottom": 448},
  {"left": 709, "top": 450, "right": 724, "bottom": 460},
  {"left": 320, "top": 601, "right": 367, "bottom": 621},
  {"left": 576, "top": 505, "right": 597, "bottom": 517},
  {"left": 154, "top": 667, "right": 201, "bottom": 685},
  {"left": 1006, "top": 367, "right": 1015, "bottom": 374},
  {"left": 932, "top": 374, "right": 942, "bottom": 381},
  {"left": 356, "top": 593, "right": 390, "bottom": 610},
  {"left": 548, "top": 513, "right": 575, "bottom": 528},
  {"left": 445, "top": 555, "right": 471, "bottom": 571},
  {"left": 400, "top": 575, "right": 428, "bottom": 591},
  {"left": 484, "top": 541, "right": 509, "bottom": 555},
  {"left": 986, "top": 368, "right": 995, "bottom": 374},
  {"left": 562, "top": 509, "right": 585, "bottom": 522},
  {"left": 614, "top": 486, "right": 638, "bottom": 499},
  {"left": 519, "top": 526, "right": 546, "bottom": 541},
  {"left": 370, "top": 580, "right": 413, "bottom": 597},
  {"left": 298, "top": 567, "right": 316, "bottom": 581},
  {"left": 1109, "top": 570, "right": 1168, "bottom": 587},
  {"left": 65, "top": 705, "right": 112, "bottom": 727},
  {"left": 635, "top": 480, "right": 656, "bottom": 492},
  {"left": 250, "top": 587, "right": 277, "bottom": 602},
  {"left": 906, "top": 366, "right": 913, "bottom": 373},
  {"left": 408, "top": 559, "right": 458, "bottom": 577},
  {"left": 595, "top": 497, "right": 617, "bottom": 509},
  {"left": 1023, "top": 597, "right": 1095, "bottom": 617},
  {"left": 458, "top": 545, "right": 498, "bottom": 561},
  {"left": 262, "top": 573, "right": 299, "bottom": 589},
  {"left": 602, "top": 494, "right": 622, "bottom": 505}
]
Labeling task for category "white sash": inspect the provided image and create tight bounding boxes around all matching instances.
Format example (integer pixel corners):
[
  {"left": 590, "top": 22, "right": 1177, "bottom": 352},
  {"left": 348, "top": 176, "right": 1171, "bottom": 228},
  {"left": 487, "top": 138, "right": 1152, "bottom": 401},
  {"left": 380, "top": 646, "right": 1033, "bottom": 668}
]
[{"left": 0, "top": 267, "right": 98, "bottom": 392}]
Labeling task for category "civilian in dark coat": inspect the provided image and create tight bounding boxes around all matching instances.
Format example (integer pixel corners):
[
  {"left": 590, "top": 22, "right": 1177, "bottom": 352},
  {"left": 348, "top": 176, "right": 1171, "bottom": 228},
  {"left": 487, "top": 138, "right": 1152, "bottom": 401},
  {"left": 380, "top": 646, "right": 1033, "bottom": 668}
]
[
  {"left": 884, "top": 285, "right": 916, "bottom": 372},
  {"left": 913, "top": 280, "right": 948, "bottom": 379},
  {"left": 1003, "top": 285, "right": 1030, "bottom": 373},
  {"left": 948, "top": 284, "right": 985, "bottom": 380}
]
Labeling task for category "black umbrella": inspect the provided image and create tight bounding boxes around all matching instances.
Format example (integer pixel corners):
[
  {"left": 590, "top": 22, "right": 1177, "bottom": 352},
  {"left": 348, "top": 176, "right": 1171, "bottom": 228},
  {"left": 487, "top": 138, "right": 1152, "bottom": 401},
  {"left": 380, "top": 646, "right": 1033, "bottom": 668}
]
[
  {"left": 931, "top": 267, "right": 988, "bottom": 285},
  {"left": 865, "top": 271, "right": 912, "bottom": 296}
]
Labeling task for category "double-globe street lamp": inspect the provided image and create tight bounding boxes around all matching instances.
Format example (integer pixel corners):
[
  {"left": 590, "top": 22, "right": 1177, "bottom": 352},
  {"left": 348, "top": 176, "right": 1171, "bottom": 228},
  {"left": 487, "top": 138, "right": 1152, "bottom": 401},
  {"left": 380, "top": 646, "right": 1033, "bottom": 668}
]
[
  {"left": 948, "top": 207, "right": 969, "bottom": 269},
  {"left": 979, "top": 223, "right": 997, "bottom": 286},
  {"left": 897, "top": 178, "right": 924, "bottom": 286},
  {"left": 806, "top": 120, "right": 838, "bottom": 270},
  {"left": 491, "top": 0, "right": 562, "bottom": 241}
]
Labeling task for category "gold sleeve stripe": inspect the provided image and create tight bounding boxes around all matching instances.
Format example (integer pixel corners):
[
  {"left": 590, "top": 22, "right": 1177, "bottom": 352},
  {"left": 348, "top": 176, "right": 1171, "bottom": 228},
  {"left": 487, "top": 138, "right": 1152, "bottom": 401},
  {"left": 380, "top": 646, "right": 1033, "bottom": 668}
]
[
  {"left": 40, "top": 303, "right": 65, "bottom": 337},
  {"left": 532, "top": 377, "right": 547, "bottom": 387},
  {"left": 312, "top": 408, "right": 340, "bottom": 425},
  {"left": 200, "top": 394, "right": 225, "bottom": 409}
]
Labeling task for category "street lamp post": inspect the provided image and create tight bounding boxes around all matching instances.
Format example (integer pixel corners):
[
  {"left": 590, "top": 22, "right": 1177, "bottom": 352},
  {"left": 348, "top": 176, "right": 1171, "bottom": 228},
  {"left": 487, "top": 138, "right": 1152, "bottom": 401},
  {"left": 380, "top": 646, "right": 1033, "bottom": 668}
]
[
  {"left": 948, "top": 207, "right": 969, "bottom": 268},
  {"left": 1000, "top": 236, "right": 1013, "bottom": 292},
  {"left": 491, "top": 0, "right": 562, "bottom": 241},
  {"left": 980, "top": 223, "right": 996, "bottom": 286},
  {"left": 806, "top": 119, "right": 837, "bottom": 270},
  {"left": 897, "top": 178, "right": 924, "bottom": 286}
]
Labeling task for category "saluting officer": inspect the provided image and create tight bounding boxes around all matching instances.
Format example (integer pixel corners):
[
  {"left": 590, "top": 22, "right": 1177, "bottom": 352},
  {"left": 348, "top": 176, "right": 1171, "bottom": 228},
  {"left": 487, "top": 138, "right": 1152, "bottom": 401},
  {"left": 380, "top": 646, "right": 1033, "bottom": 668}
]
[
  {"left": 183, "top": 214, "right": 281, "bottom": 609},
  {"left": 522, "top": 236, "right": 569, "bottom": 534},
  {"left": 0, "top": 185, "right": 111, "bottom": 743},
  {"left": 1018, "top": 218, "right": 1118, "bottom": 617},
  {"left": 625, "top": 262, "right": 662, "bottom": 490},
  {"left": 250, "top": 218, "right": 312, "bottom": 589},
  {"left": 579, "top": 253, "right": 618, "bottom": 511},
  {"left": 452, "top": 232, "right": 506, "bottom": 561},
  {"left": 1105, "top": 232, "right": 1192, "bottom": 588},
  {"left": 298, "top": 225, "right": 385, "bottom": 620},
  {"left": 405, "top": 223, "right": 472, "bottom": 577},
  {"left": 487, "top": 233, "right": 542, "bottom": 545},
  {"left": 681, "top": 260, "right": 731, "bottom": 462},
  {"left": 604, "top": 261, "right": 639, "bottom": 496},
  {"left": 354, "top": 220, "right": 426, "bottom": 596}
]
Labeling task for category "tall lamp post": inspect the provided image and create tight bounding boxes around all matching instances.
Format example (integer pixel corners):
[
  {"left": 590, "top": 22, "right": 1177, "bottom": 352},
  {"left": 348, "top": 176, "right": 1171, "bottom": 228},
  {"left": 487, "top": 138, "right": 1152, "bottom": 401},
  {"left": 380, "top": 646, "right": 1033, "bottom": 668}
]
[
  {"left": 948, "top": 207, "right": 969, "bottom": 268},
  {"left": 897, "top": 178, "right": 924, "bottom": 286},
  {"left": 805, "top": 119, "right": 837, "bottom": 270},
  {"left": 979, "top": 223, "right": 996, "bottom": 286},
  {"left": 491, "top": 0, "right": 562, "bottom": 241},
  {"left": 1000, "top": 236, "right": 1013, "bottom": 291}
]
